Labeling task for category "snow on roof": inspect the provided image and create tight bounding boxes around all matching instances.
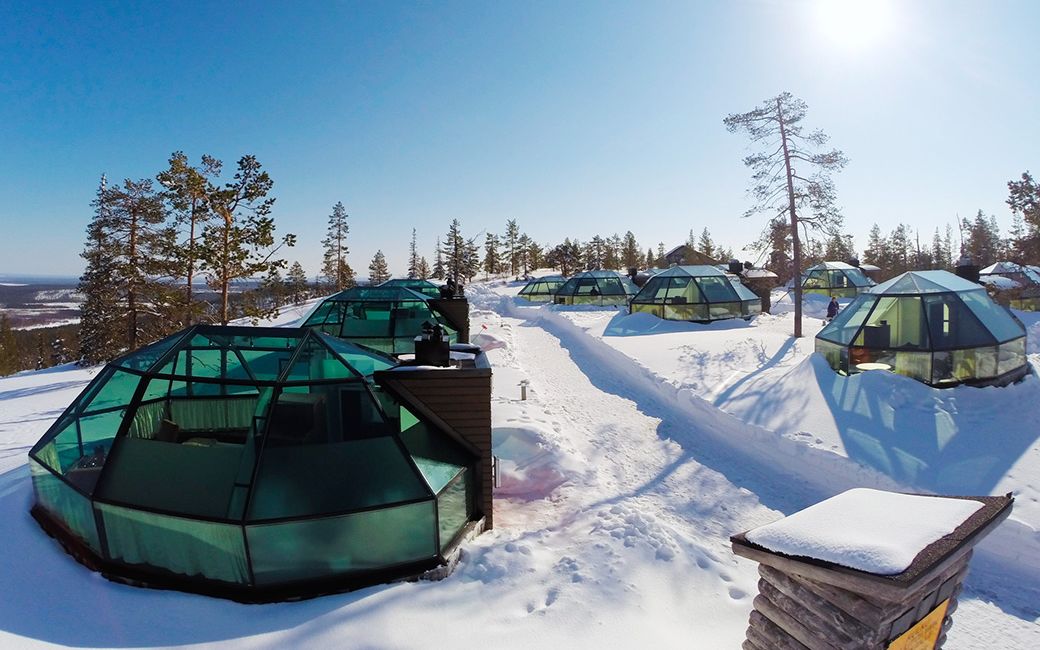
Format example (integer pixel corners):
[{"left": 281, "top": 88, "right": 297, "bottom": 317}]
[
  {"left": 745, "top": 488, "right": 984, "bottom": 575},
  {"left": 807, "top": 261, "right": 857, "bottom": 271},
  {"left": 980, "top": 262, "right": 1040, "bottom": 286},
  {"left": 980, "top": 275, "right": 1022, "bottom": 290}
]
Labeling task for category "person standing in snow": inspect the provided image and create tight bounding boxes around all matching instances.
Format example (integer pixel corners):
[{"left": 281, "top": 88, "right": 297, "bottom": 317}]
[{"left": 826, "top": 296, "right": 840, "bottom": 321}]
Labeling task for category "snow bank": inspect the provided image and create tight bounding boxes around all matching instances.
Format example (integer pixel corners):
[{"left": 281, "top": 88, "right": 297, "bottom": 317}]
[{"left": 746, "top": 488, "right": 983, "bottom": 574}]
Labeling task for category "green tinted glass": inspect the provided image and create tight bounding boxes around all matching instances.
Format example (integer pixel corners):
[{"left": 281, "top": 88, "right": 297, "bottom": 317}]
[
  {"left": 98, "top": 503, "right": 249, "bottom": 584},
  {"left": 437, "top": 470, "right": 472, "bottom": 551},
  {"left": 30, "top": 459, "right": 101, "bottom": 552},
  {"left": 246, "top": 501, "right": 437, "bottom": 585}
]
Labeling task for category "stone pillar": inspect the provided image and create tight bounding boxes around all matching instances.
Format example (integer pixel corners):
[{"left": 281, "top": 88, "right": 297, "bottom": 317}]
[{"left": 731, "top": 493, "right": 1013, "bottom": 650}]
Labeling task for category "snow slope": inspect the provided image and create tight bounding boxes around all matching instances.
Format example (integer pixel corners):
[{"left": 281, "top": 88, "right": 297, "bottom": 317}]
[
  {"left": 473, "top": 279, "right": 1040, "bottom": 647},
  {"left": 0, "top": 284, "right": 1036, "bottom": 648}
]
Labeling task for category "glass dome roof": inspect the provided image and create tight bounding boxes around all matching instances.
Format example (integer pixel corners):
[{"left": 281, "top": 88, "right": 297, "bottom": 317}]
[
  {"left": 28, "top": 324, "right": 478, "bottom": 599},
  {"left": 630, "top": 266, "right": 762, "bottom": 322}
]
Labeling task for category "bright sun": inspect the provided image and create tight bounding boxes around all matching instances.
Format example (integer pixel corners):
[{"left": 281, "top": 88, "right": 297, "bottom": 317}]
[{"left": 815, "top": 0, "right": 893, "bottom": 49}]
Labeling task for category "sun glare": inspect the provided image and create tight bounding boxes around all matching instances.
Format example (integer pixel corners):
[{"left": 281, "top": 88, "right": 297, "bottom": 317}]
[{"left": 815, "top": 0, "right": 893, "bottom": 49}]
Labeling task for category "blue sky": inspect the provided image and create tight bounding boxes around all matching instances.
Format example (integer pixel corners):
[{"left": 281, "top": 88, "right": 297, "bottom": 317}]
[{"left": 1, "top": 0, "right": 1037, "bottom": 278}]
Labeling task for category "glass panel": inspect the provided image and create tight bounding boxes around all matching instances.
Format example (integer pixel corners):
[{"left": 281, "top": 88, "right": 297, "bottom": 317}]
[
  {"left": 663, "top": 303, "right": 709, "bottom": 321},
  {"left": 854, "top": 297, "right": 929, "bottom": 349},
  {"left": 891, "top": 350, "right": 932, "bottom": 382},
  {"left": 815, "top": 339, "right": 844, "bottom": 373},
  {"left": 437, "top": 470, "right": 472, "bottom": 551},
  {"left": 96, "top": 393, "right": 259, "bottom": 519},
  {"left": 97, "top": 503, "right": 249, "bottom": 584},
  {"left": 113, "top": 332, "right": 184, "bottom": 372},
  {"left": 695, "top": 276, "right": 739, "bottom": 303},
  {"left": 400, "top": 419, "right": 472, "bottom": 492},
  {"left": 631, "top": 303, "right": 664, "bottom": 318},
  {"left": 80, "top": 369, "right": 142, "bottom": 414},
  {"left": 321, "top": 335, "right": 397, "bottom": 375},
  {"left": 804, "top": 270, "right": 828, "bottom": 288},
  {"left": 997, "top": 338, "right": 1027, "bottom": 376},
  {"left": 959, "top": 290, "right": 1025, "bottom": 343},
  {"left": 706, "top": 302, "right": 741, "bottom": 320},
  {"left": 240, "top": 349, "right": 294, "bottom": 381},
  {"left": 282, "top": 338, "right": 357, "bottom": 382},
  {"left": 302, "top": 301, "right": 335, "bottom": 327},
  {"left": 598, "top": 278, "right": 625, "bottom": 295},
  {"left": 923, "top": 294, "right": 994, "bottom": 349},
  {"left": 30, "top": 459, "right": 101, "bottom": 552},
  {"left": 247, "top": 501, "right": 437, "bottom": 585},
  {"left": 248, "top": 431, "right": 430, "bottom": 520},
  {"left": 845, "top": 267, "right": 872, "bottom": 287}
]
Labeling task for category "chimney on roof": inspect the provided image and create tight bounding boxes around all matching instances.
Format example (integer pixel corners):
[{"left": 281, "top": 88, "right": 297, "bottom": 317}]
[
  {"left": 847, "top": 257, "right": 860, "bottom": 268},
  {"left": 955, "top": 254, "right": 980, "bottom": 284},
  {"left": 727, "top": 259, "right": 742, "bottom": 275}
]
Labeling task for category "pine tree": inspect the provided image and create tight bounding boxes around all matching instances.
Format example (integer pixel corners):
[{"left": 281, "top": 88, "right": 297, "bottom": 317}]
[
  {"left": 862, "top": 224, "right": 885, "bottom": 267},
  {"left": 407, "top": 228, "right": 421, "bottom": 279},
  {"left": 505, "top": 219, "right": 520, "bottom": 275},
  {"left": 656, "top": 242, "right": 666, "bottom": 268},
  {"left": 521, "top": 235, "right": 540, "bottom": 273},
  {"left": 645, "top": 248, "right": 654, "bottom": 269},
  {"left": 621, "top": 231, "right": 641, "bottom": 269},
  {"left": 432, "top": 238, "right": 446, "bottom": 280},
  {"left": 725, "top": 92, "right": 847, "bottom": 337},
  {"left": 157, "top": 151, "right": 221, "bottom": 325},
  {"left": 1007, "top": 171, "right": 1040, "bottom": 265},
  {"left": 368, "top": 250, "right": 391, "bottom": 284},
  {"left": 603, "top": 234, "right": 622, "bottom": 270},
  {"left": 78, "top": 175, "right": 124, "bottom": 364},
  {"left": 286, "top": 262, "right": 309, "bottom": 304},
  {"left": 417, "top": 256, "right": 431, "bottom": 279},
  {"left": 697, "top": 228, "right": 715, "bottom": 259},
  {"left": 442, "top": 219, "right": 470, "bottom": 282},
  {"left": 104, "top": 177, "right": 171, "bottom": 350},
  {"left": 484, "top": 233, "right": 502, "bottom": 278},
  {"left": 197, "top": 155, "right": 295, "bottom": 324},
  {"left": 321, "top": 201, "right": 353, "bottom": 290},
  {"left": 260, "top": 265, "right": 285, "bottom": 309},
  {"left": 585, "top": 236, "right": 606, "bottom": 270}
]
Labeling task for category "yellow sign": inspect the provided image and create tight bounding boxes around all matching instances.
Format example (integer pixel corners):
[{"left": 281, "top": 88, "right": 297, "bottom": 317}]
[{"left": 887, "top": 599, "right": 950, "bottom": 650}]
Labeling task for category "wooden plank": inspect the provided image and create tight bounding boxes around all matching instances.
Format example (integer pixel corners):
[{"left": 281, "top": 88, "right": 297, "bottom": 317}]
[
  {"left": 759, "top": 579, "right": 859, "bottom": 648},
  {"left": 775, "top": 567, "right": 893, "bottom": 626},
  {"left": 747, "top": 610, "right": 811, "bottom": 650},
  {"left": 754, "top": 593, "right": 840, "bottom": 650},
  {"left": 760, "top": 568, "right": 878, "bottom": 644}
]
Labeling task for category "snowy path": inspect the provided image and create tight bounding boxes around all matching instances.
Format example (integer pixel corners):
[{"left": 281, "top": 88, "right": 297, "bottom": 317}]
[{"left": 470, "top": 285, "right": 1039, "bottom": 648}]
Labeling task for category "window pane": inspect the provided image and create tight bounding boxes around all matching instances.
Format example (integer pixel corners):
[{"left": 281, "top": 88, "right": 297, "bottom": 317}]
[
  {"left": 98, "top": 503, "right": 248, "bottom": 584},
  {"left": 818, "top": 295, "right": 874, "bottom": 344},
  {"left": 247, "top": 501, "right": 437, "bottom": 584},
  {"left": 437, "top": 470, "right": 472, "bottom": 551},
  {"left": 80, "top": 369, "right": 142, "bottom": 414},
  {"left": 997, "top": 338, "right": 1027, "bottom": 376},
  {"left": 30, "top": 459, "right": 101, "bottom": 552},
  {"left": 960, "top": 290, "right": 1025, "bottom": 343},
  {"left": 248, "top": 430, "right": 430, "bottom": 520},
  {"left": 695, "top": 276, "right": 739, "bottom": 302}
]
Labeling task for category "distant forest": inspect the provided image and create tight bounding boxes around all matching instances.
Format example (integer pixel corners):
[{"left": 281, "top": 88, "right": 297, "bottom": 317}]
[{"left": 1, "top": 152, "right": 1037, "bottom": 378}]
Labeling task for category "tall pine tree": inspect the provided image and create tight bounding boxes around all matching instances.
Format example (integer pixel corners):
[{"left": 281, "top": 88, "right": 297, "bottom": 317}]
[
  {"left": 407, "top": 228, "right": 421, "bottom": 279},
  {"left": 78, "top": 175, "right": 124, "bottom": 364},
  {"left": 197, "top": 155, "right": 295, "bottom": 324},
  {"left": 321, "top": 201, "right": 354, "bottom": 290},
  {"left": 368, "top": 250, "right": 391, "bottom": 284}
]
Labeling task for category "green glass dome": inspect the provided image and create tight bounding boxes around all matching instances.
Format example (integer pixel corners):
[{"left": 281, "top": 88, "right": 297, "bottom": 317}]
[
  {"left": 630, "top": 266, "right": 762, "bottom": 322},
  {"left": 815, "top": 271, "right": 1028, "bottom": 387},
  {"left": 303, "top": 286, "right": 457, "bottom": 355},
  {"left": 518, "top": 275, "right": 566, "bottom": 302},
  {"left": 802, "top": 261, "right": 875, "bottom": 298},
  {"left": 29, "top": 325, "right": 478, "bottom": 599},
  {"left": 378, "top": 277, "right": 443, "bottom": 299},
  {"left": 553, "top": 270, "right": 638, "bottom": 306}
]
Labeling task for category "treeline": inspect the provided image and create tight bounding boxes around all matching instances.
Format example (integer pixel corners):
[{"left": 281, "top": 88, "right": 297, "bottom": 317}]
[
  {"left": 391, "top": 220, "right": 734, "bottom": 283},
  {"left": 77, "top": 153, "right": 298, "bottom": 364},
  {"left": 0, "top": 316, "right": 78, "bottom": 375}
]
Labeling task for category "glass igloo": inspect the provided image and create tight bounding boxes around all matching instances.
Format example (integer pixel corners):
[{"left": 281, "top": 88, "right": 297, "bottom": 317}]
[
  {"left": 802, "top": 261, "right": 875, "bottom": 298},
  {"left": 815, "top": 271, "right": 1028, "bottom": 387},
  {"left": 302, "top": 286, "right": 457, "bottom": 355},
  {"left": 553, "top": 270, "right": 638, "bottom": 306},
  {"left": 517, "top": 275, "right": 566, "bottom": 302},
  {"left": 979, "top": 262, "right": 1040, "bottom": 311},
  {"left": 28, "top": 325, "right": 480, "bottom": 599},
  {"left": 378, "top": 278, "right": 443, "bottom": 299},
  {"left": 629, "top": 266, "right": 762, "bottom": 322}
]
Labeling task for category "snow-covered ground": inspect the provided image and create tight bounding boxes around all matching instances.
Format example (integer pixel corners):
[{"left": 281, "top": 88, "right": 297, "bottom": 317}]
[{"left": 0, "top": 282, "right": 1037, "bottom": 648}]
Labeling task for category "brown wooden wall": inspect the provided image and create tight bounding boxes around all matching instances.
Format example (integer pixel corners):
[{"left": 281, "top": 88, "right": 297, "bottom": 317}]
[{"left": 377, "top": 367, "right": 493, "bottom": 528}]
